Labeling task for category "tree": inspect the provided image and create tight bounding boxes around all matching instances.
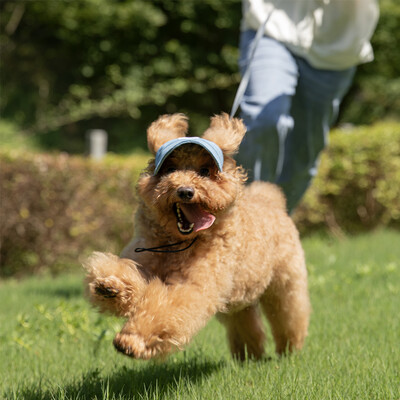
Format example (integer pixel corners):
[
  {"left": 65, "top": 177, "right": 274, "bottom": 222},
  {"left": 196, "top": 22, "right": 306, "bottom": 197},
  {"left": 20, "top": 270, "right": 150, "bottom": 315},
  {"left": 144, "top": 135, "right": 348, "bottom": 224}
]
[{"left": 0, "top": 0, "right": 398, "bottom": 153}]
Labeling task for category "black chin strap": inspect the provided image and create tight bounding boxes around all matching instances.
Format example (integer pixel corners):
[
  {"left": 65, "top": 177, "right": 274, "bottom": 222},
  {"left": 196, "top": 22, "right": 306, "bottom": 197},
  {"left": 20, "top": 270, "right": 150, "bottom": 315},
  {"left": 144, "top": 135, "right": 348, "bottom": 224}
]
[{"left": 134, "top": 237, "right": 198, "bottom": 253}]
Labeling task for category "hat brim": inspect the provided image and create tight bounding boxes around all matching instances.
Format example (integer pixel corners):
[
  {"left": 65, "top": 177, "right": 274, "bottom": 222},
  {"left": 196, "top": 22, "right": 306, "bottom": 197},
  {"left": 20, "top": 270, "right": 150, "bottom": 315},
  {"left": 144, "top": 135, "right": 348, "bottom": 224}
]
[{"left": 154, "top": 137, "right": 224, "bottom": 175}]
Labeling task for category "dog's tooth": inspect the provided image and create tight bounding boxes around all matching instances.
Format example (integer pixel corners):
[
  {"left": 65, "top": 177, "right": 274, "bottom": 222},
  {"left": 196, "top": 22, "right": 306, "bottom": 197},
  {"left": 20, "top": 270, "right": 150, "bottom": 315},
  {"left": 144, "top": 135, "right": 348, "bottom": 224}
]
[
  {"left": 176, "top": 205, "right": 194, "bottom": 233},
  {"left": 177, "top": 221, "right": 193, "bottom": 233},
  {"left": 176, "top": 203, "right": 182, "bottom": 219}
]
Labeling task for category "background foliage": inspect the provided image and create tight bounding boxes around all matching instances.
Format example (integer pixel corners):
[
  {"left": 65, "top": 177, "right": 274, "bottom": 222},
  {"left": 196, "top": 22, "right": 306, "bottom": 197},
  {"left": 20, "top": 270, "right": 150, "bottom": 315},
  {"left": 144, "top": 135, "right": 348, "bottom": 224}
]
[
  {"left": 1, "top": 122, "right": 399, "bottom": 277},
  {"left": 293, "top": 122, "right": 400, "bottom": 235},
  {"left": 0, "top": 152, "right": 147, "bottom": 277},
  {"left": 1, "top": 0, "right": 399, "bottom": 153},
  {"left": 1, "top": 0, "right": 399, "bottom": 277},
  {"left": 0, "top": 0, "right": 241, "bottom": 152}
]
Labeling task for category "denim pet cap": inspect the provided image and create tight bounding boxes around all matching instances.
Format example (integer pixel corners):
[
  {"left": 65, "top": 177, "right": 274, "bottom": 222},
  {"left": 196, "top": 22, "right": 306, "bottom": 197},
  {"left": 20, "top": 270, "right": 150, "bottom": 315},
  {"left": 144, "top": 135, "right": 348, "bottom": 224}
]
[{"left": 154, "top": 137, "right": 224, "bottom": 175}]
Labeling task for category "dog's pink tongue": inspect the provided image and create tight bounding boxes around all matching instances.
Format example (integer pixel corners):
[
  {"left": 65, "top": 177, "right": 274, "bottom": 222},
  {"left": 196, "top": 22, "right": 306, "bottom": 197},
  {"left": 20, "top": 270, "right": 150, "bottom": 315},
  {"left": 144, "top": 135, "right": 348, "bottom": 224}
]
[{"left": 179, "top": 204, "right": 215, "bottom": 232}]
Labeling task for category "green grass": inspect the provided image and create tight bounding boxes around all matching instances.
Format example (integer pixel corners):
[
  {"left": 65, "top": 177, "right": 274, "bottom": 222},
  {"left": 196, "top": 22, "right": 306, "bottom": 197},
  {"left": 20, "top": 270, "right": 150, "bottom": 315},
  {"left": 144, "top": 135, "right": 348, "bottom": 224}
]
[{"left": 1, "top": 230, "right": 399, "bottom": 400}]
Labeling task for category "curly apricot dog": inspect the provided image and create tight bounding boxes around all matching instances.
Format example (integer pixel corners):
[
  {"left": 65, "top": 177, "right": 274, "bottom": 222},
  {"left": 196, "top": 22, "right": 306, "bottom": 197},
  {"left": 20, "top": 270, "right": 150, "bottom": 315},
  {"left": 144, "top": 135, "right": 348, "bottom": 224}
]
[{"left": 84, "top": 113, "right": 310, "bottom": 361}]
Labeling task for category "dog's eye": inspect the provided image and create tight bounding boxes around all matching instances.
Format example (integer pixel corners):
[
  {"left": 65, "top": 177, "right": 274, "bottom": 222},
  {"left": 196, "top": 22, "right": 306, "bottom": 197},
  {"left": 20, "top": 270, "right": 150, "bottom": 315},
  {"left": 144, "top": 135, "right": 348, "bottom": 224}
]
[
  {"left": 166, "top": 167, "right": 177, "bottom": 174},
  {"left": 199, "top": 167, "right": 210, "bottom": 177}
]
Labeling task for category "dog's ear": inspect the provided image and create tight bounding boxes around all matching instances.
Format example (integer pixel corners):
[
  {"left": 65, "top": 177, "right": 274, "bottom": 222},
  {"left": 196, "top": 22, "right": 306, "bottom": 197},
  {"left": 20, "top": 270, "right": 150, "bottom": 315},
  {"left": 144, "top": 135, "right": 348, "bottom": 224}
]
[
  {"left": 147, "top": 114, "right": 188, "bottom": 155},
  {"left": 202, "top": 113, "right": 246, "bottom": 156}
]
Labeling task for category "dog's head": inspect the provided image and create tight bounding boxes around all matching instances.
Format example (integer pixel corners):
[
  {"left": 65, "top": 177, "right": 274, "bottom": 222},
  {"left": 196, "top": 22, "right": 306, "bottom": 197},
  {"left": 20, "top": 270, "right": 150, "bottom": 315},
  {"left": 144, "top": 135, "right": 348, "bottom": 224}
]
[{"left": 138, "top": 113, "right": 247, "bottom": 239}]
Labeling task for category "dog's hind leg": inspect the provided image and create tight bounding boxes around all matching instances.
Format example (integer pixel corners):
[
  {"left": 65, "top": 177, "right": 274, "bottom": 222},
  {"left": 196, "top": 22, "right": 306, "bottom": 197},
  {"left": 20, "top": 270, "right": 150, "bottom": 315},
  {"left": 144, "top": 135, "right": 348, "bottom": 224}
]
[
  {"left": 83, "top": 252, "right": 148, "bottom": 317},
  {"left": 217, "top": 305, "right": 266, "bottom": 361},
  {"left": 260, "top": 270, "right": 310, "bottom": 355}
]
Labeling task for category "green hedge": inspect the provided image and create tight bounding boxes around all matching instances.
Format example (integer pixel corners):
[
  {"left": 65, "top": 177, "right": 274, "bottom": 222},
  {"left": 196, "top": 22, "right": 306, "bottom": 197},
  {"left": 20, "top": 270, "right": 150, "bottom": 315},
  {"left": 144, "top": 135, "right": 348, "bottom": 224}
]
[
  {"left": 1, "top": 122, "right": 399, "bottom": 277},
  {"left": 293, "top": 122, "right": 400, "bottom": 235},
  {"left": 0, "top": 152, "right": 147, "bottom": 278}
]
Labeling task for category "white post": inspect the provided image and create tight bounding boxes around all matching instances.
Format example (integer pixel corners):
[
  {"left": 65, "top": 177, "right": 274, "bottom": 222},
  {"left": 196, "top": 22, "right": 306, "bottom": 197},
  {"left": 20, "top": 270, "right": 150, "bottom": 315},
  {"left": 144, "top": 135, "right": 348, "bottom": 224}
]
[{"left": 87, "top": 129, "right": 107, "bottom": 160}]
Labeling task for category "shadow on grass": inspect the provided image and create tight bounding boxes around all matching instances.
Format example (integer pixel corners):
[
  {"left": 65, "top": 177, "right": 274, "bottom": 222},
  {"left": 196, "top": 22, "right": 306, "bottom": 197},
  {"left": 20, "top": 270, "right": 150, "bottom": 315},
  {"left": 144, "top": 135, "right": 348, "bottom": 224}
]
[{"left": 15, "top": 358, "right": 224, "bottom": 399}]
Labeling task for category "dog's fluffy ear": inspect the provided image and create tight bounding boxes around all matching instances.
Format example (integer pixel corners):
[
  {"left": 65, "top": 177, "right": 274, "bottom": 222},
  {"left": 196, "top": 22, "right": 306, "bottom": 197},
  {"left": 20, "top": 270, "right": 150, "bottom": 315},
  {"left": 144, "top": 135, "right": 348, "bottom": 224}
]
[
  {"left": 202, "top": 113, "right": 246, "bottom": 156},
  {"left": 147, "top": 114, "right": 188, "bottom": 155}
]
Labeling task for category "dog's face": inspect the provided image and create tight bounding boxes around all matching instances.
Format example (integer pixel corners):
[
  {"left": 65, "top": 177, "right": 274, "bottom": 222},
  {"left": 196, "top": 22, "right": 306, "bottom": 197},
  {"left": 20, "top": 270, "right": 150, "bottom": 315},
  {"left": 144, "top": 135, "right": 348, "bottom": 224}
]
[{"left": 137, "top": 113, "right": 247, "bottom": 239}]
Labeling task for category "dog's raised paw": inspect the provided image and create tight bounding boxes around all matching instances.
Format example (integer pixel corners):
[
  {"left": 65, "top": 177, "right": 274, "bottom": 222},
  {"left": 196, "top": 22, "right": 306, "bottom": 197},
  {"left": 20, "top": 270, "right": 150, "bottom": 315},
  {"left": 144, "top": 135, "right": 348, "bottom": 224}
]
[
  {"left": 85, "top": 276, "right": 136, "bottom": 317},
  {"left": 94, "top": 282, "right": 120, "bottom": 298},
  {"left": 90, "top": 277, "right": 123, "bottom": 299},
  {"left": 83, "top": 252, "right": 148, "bottom": 317}
]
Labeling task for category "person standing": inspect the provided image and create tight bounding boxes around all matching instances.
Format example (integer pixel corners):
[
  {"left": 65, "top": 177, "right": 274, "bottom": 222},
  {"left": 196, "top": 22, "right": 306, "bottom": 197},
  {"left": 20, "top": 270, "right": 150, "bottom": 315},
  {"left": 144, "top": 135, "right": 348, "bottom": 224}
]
[{"left": 236, "top": 0, "right": 379, "bottom": 212}]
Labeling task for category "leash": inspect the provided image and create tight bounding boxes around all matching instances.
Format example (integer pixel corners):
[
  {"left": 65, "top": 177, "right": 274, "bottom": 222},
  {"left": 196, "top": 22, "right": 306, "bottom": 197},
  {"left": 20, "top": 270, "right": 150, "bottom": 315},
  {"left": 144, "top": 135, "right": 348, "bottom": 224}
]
[
  {"left": 230, "top": 14, "right": 273, "bottom": 119},
  {"left": 135, "top": 237, "right": 198, "bottom": 253}
]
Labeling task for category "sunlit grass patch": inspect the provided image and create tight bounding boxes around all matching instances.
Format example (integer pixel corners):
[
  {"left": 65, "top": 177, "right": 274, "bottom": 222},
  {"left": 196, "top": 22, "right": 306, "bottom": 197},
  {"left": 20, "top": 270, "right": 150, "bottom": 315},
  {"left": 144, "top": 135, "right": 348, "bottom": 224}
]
[{"left": 1, "top": 230, "right": 399, "bottom": 399}]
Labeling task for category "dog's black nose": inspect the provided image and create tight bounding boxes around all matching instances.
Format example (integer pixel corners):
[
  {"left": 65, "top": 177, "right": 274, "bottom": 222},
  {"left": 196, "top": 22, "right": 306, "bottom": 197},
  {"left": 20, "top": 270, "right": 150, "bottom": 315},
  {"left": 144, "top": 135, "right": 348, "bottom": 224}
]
[{"left": 177, "top": 186, "right": 195, "bottom": 200}]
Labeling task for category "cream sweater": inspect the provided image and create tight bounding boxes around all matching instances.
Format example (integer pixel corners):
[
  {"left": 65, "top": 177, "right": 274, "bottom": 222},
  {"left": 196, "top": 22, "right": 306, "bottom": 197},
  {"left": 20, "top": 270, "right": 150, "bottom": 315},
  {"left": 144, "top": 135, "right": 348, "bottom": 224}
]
[{"left": 241, "top": 0, "right": 379, "bottom": 70}]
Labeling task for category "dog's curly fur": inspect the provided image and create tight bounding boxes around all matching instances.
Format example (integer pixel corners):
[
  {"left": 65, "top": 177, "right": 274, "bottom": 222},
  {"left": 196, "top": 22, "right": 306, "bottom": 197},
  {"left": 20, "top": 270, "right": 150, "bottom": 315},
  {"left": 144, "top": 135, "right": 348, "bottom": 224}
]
[{"left": 84, "top": 113, "right": 310, "bottom": 361}]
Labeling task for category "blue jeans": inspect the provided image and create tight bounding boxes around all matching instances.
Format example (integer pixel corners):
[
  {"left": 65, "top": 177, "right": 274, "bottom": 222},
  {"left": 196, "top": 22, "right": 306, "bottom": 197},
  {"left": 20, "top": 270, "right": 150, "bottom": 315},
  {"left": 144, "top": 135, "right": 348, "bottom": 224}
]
[{"left": 236, "top": 30, "right": 356, "bottom": 212}]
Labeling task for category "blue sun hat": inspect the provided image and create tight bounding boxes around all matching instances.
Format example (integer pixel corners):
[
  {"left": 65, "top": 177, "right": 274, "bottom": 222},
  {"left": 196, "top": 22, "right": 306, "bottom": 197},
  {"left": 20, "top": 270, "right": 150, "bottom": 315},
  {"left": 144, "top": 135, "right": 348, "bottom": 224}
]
[{"left": 154, "top": 137, "right": 224, "bottom": 175}]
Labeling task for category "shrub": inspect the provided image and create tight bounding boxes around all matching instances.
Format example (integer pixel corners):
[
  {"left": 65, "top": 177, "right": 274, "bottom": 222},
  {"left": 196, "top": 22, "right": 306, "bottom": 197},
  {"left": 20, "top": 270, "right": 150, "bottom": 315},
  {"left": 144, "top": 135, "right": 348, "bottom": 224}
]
[
  {"left": 0, "top": 151, "right": 147, "bottom": 277},
  {"left": 1, "top": 122, "right": 399, "bottom": 277},
  {"left": 293, "top": 122, "right": 400, "bottom": 235}
]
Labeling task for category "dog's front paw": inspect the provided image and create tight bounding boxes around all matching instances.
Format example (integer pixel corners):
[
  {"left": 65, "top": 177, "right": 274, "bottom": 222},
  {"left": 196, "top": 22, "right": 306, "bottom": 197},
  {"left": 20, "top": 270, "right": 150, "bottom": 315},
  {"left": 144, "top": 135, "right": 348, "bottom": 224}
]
[
  {"left": 87, "top": 275, "right": 130, "bottom": 316},
  {"left": 113, "top": 332, "right": 167, "bottom": 360},
  {"left": 94, "top": 280, "right": 120, "bottom": 298},
  {"left": 83, "top": 252, "right": 148, "bottom": 317}
]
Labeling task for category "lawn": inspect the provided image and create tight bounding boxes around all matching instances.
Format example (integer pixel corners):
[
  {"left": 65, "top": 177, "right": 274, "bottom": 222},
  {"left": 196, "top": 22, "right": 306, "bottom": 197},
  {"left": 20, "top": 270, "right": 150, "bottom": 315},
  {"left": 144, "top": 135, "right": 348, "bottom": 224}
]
[{"left": 1, "top": 230, "right": 399, "bottom": 400}]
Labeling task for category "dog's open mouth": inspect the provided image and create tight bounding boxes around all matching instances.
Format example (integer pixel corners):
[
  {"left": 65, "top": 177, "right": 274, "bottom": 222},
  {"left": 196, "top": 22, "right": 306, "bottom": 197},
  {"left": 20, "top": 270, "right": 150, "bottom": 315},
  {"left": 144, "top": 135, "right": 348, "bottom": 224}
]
[{"left": 173, "top": 203, "right": 216, "bottom": 235}]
